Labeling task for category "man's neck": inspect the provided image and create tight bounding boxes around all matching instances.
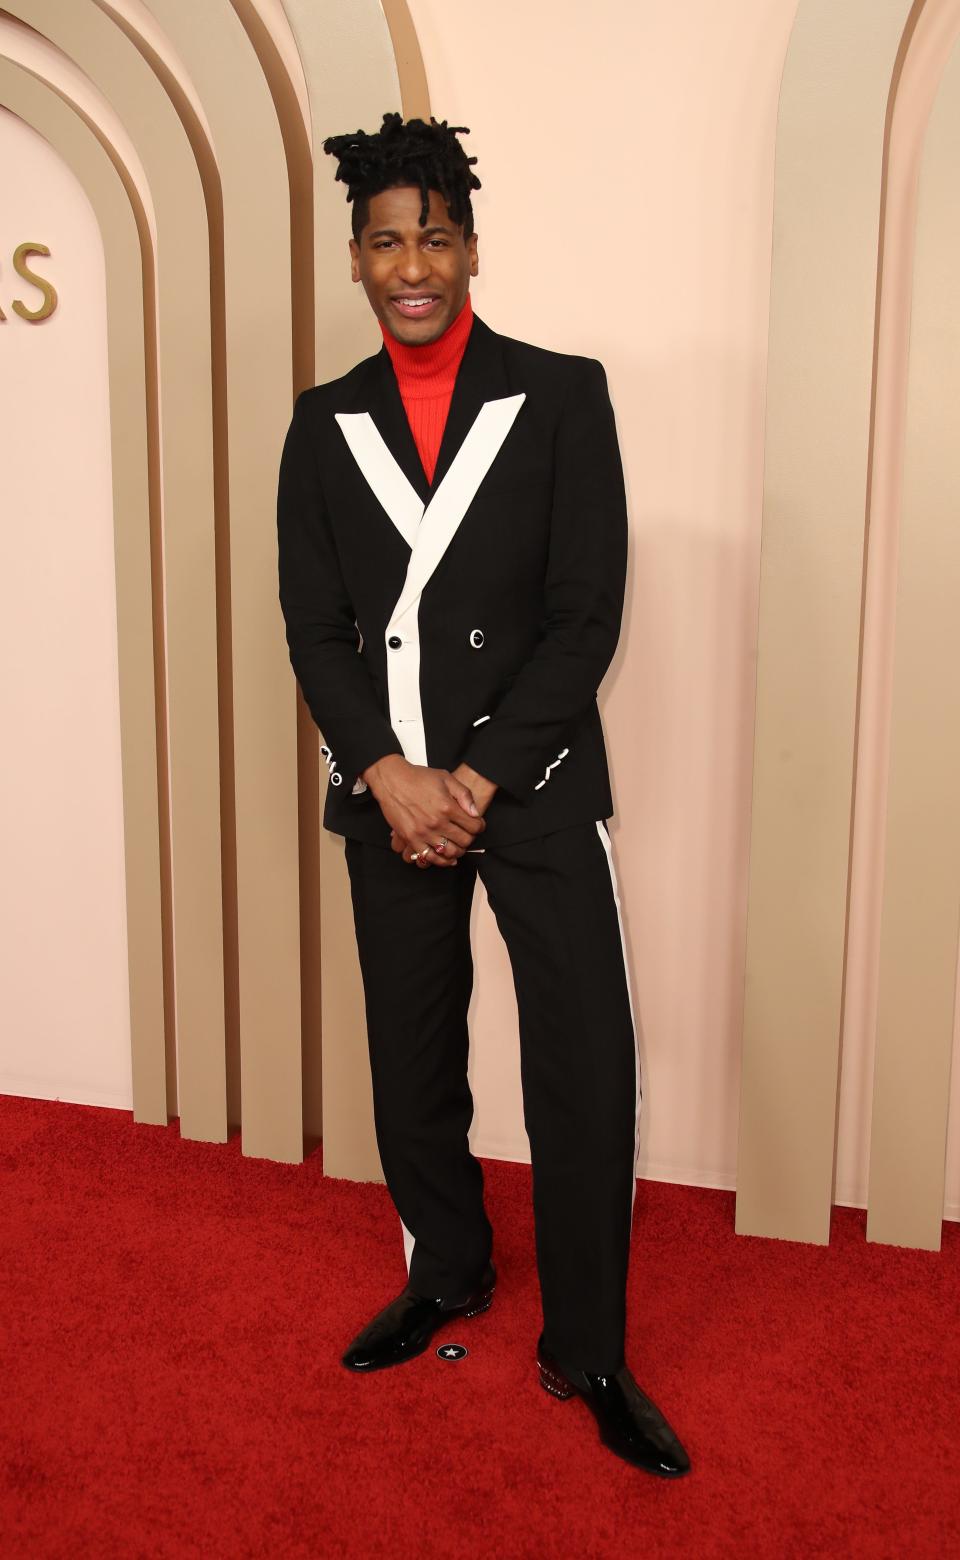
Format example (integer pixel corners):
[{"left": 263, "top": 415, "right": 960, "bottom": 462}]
[{"left": 379, "top": 294, "right": 474, "bottom": 392}]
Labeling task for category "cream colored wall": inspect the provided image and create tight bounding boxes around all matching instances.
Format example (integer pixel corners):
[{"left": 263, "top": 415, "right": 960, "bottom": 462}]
[
  {"left": 0, "top": 106, "right": 131, "bottom": 1107},
  {"left": 407, "top": 0, "right": 800, "bottom": 1190},
  {"left": 0, "top": 0, "right": 408, "bottom": 1162},
  {"left": 830, "top": 0, "right": 960, "bottom": 1226},
  {"left": 410, "top": 0, "right": 960, "bottom": 1222},
  {"left": 3, "top": 0, "right": 956, "bottom": 1219}
]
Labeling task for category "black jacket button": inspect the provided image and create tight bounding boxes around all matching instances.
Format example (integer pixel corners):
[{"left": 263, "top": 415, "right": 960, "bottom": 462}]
[{"left": 387, "top": 635, "right": 402, "bottom": 649}]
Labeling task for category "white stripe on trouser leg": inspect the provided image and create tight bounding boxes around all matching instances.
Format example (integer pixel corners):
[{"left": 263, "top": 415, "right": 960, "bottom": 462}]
[
  {"left": 595, "top": 819, "right": 643, "bottom": 1230},
  {"left": 401, "top": 1218, "right": 415, "bottom": 1274}
]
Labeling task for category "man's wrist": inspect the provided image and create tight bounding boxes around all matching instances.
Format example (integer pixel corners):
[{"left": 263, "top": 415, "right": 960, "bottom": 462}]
[
  {"left": 453, "top": 761, "right": 498, "bottom": 810},
  {"left": 361, "top": 751, "right": 407, "bottom": 796}
]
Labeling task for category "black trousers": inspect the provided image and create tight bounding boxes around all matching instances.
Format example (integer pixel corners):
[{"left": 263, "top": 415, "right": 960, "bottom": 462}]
[{"left": 343, "top": 818, "right": 641, "bottom": 1373}]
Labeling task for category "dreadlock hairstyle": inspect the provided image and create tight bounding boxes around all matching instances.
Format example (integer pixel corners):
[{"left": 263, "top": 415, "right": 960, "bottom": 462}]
[{"left": 322, "top": 111, "right": 481, "bottom": 242}]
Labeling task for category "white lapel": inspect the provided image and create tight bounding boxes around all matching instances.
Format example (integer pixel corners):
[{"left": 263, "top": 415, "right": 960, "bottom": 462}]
[
  {"left": 334, "top": 412, "right": 423, "bottom": 550},
  {"left": 336, "top": 395, "right": 525, "bottom": 585},
  {"left": 393, "top": 394, "right": 525, "bottom": 619},
  {"left": 335, "top": 392, "right": 526, "bottom": 766}
]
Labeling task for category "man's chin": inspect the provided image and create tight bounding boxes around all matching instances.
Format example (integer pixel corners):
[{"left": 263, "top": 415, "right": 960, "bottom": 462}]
[{"left": 381, "top": 305, "right": 451, "bottom": 346}]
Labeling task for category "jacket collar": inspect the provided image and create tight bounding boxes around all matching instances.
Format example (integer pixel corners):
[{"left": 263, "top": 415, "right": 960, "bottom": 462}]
[{"left": 364, "top": 313, "right": 511, "bottom": 504}]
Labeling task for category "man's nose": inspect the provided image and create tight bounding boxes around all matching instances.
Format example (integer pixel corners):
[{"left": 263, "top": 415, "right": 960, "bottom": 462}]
[{"left": 396, "top": 244, "right": 430, "bottom": 284}]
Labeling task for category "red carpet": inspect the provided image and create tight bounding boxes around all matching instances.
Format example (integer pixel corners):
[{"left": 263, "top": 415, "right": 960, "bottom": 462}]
[{"left": 2, "top": 1095, "right": 958, "bottom": 1558}]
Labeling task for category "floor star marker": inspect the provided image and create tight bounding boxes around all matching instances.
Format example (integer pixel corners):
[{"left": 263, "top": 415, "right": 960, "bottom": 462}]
[{"left": 437, "top": 1344, "right": 468, "bottom": 1360}]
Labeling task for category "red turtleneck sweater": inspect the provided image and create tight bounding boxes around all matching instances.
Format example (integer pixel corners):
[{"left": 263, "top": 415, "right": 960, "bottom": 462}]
[{"left": 380, "top": 293, "right": 474, "bottom": 485}]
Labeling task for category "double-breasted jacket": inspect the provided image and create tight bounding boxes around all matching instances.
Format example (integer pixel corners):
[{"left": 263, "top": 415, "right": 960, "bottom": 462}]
[{"left": 276, "top": 312, "right": 628, "bottom": 849}]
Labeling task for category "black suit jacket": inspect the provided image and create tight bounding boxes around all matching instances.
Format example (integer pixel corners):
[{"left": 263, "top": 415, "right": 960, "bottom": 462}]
[{"left": 276, "top": 312, "right": 628, "bottom": 849}]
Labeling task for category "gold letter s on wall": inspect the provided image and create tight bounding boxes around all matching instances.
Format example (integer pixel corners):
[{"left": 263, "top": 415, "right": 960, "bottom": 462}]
[{"left": 11, "top": 240, "right": 58, "bottom": 319}]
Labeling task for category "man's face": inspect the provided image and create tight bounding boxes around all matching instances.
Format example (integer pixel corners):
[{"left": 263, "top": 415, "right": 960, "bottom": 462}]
[{"left": 349, "top": 184, "right": 479, "bottom": 345}]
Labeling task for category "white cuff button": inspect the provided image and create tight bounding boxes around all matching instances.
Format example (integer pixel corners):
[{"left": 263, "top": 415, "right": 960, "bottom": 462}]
[{"left": 469, "top": 628, "right": 484, "bottom": 648}]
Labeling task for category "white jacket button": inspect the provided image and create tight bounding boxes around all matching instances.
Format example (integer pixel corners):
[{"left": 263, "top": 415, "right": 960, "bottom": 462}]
[{"left": 469, "top": 628, "right": 484, "bottom": 648}]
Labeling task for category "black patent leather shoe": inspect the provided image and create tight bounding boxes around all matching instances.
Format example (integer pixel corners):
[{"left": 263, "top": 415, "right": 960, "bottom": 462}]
[
  {"left": 341, "top": 1261, "right": 496, "bottom": 1372},
  {"left": 537, "top": 1333, "right": 691, "bottom": 1477}
]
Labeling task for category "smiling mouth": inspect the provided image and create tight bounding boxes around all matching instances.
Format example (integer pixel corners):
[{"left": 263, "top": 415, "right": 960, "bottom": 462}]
[{"left": 390, "top": 294, "right": 441, "bottom": 316}]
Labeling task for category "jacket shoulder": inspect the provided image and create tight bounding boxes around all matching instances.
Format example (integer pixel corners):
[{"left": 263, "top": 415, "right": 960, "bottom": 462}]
[
  {"left": 493, "top": 327, "right": 608, "bottom": 387},
  {"left": 293, "top": 349, "right": 381, "bottom": 417}
]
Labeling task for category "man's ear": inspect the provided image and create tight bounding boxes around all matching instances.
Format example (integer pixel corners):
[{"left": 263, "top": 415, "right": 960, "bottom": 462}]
[
  {"left": 468, "top": 232, "right": 479, "bottom": 278},
  {"left": 349, "top": 237, "right": 361, "bottom": 283}
]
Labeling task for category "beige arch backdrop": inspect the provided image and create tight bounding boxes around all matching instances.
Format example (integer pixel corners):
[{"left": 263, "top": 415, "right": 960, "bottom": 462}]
[
  {"left": 0, "top": 50, "right": 166, "bottom": 1120},
  {"left": 4, "top": 0, "right": 228, "bottom": 1143},
  {"left": 866, "top": 8, "right": 960, "bottom": 1249},
  {"left": 4, "top": 0, "right": 958, "bottom": 1248},
  {"left": 737, "top": 0, "right": 960, "bottom": 1249},
  {"left": 0, "top": 0, "right": 427, "bottom": 1166}
]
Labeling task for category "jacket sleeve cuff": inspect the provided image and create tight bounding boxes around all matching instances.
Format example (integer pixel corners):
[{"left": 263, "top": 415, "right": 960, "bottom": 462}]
[
  {"left": 320, "top": 726, "right": 404, "bottom": 794},
  {"left": 459, "top": 723, "right": 535, "bottom": 804}
]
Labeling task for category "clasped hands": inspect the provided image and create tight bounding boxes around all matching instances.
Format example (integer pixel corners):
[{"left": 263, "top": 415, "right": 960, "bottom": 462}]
[{"left": 361, "top": 753, "right": 497, "bottom": 867}]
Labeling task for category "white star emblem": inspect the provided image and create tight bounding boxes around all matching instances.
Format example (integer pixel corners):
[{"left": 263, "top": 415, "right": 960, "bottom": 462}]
[{"left": 436, "top": 1341, "right": 467, "bottom": 1361}]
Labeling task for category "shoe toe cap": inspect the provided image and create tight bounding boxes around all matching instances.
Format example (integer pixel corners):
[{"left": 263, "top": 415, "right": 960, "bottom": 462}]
[
  {"left": 341, "top": 1345, "right": 377, "bottom": 1371},
  {"left": 656, "top": 1438, "right": 691, "bottom": 1476}
]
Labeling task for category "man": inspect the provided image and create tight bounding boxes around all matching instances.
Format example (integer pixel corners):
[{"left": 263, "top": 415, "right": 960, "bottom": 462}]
[{"left": 277, "top": 113, "right": 689, "bottom": 1478}]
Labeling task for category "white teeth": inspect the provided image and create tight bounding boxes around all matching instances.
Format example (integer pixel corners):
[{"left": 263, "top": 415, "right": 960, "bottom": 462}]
[{"left": 396, "top": 297, "right": 434, "bottom": 307}]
